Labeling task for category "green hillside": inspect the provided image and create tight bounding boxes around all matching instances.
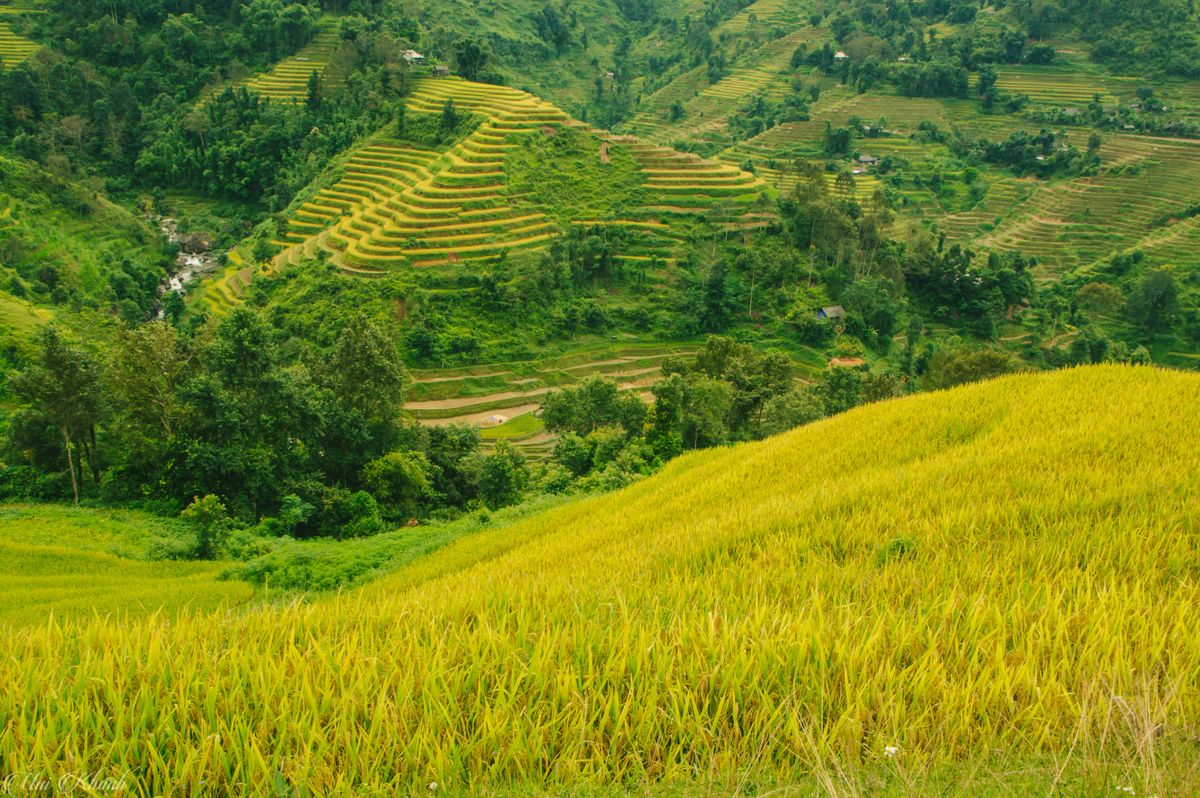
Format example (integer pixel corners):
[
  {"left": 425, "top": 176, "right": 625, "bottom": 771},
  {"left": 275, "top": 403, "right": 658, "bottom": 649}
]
[
  {"left": 0, "top": 154, "right": 169, "bottom": 347},
  {"left": 2, "top": 366, "right": 1198, "bottom": 794}
]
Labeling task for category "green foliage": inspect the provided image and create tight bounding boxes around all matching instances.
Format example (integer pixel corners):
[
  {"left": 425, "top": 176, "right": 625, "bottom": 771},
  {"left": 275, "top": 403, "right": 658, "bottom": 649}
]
[
  {"left": 504, "top": 127, "right": 645, "bottom": 227},
  {"left": 1125, "top": 270, "right": 1180, "bottom": 335},
  {"left": 181, "top": 494, "right": 233, "bottom": 560},
  {"left": 0, "top": 154, "right": 167, "bottom": 319},
  {"left": 924, "top": 345, "right": 1015, "bottom": 391},
  {"left": 477, "top": 442, "right": 527, "bottom": 509},
  {"left": 363, "top": 451, "right": 433, "bottom": 520},
  {"left": 6, "top": 326, "right": 104, "bottom": 505},
  {"left": 541, "top": 376, "right": 647, "bottom": 438}
]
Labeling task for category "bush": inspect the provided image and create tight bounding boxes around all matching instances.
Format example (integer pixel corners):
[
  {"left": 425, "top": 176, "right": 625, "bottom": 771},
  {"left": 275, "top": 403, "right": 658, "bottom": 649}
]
[
  {"left": 181, "top": 494, "right": 234, "bottom": 560},
  {"left": 923, "top": 346, "right": 1014, "bottom": 390}
]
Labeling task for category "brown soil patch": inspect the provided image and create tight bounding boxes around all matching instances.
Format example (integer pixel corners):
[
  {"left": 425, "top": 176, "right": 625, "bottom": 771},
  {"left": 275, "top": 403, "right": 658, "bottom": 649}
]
[{"left": 829, "top": 357, "right": 867, "bottom": 368}]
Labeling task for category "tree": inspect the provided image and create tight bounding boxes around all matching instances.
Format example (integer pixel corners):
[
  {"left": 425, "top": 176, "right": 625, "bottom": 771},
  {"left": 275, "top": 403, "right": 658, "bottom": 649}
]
[
  {"left": 477, "top": 442, "right": 526, "bottom": 508},
  {"left": 363, "top": 451, "right": 433, "bottom": 520},
  {"left": 454, "top": 38, "right": 489, "bottom": 81},
  {"left": 1076, "top": 282, "right": 1124, "bottom": 317},
  {"left": 1126, "top": 270, "right": 1180, "bottom": 334},
  {"left": 8, "top": 326, "right": 104, "bottom": 504},
  {"left": 541, "top": 377, "right": 647, "bottom": 438},
  {"left": 923, "top": 346, "right": 1014, "bottom": 390},
  {"left": 107, "top": 321, "right": 196, "bottom": 445},
  {"left": 324, "top": 314, "right": 407, "bottom": 431},
  {"left": 761, "top": 388, "right": 824, "bottom": 436},
  {"left": 441, "top": 98, "right": 460, "bottom": 132},
  {"left": 181, "top": 494, "right": 233, "bottom": 560},
  {"left": 177, "top": 308, "right": 321, "bottom": 518},
  {"left": 305, "top": 70, "right": 322, "bottom": 110},
  {"left": 815, "top": 366, "right": 862, "bottom": 416},
  {"left": 679, "top": 376, "right": 733, "bottom": 449}
]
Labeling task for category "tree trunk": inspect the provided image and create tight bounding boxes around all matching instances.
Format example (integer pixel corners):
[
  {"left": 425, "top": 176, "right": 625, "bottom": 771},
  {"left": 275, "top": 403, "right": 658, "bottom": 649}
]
[{"left": 62, "top": 425, "right": 79, "bottom": 505}]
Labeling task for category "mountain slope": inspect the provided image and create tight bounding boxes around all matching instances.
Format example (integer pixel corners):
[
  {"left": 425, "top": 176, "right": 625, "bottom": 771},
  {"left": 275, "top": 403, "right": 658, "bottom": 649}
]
[
  {"left": 258, "top": 73, "right": 766, "bottom": 283},
  {"left": 0, "top": 153, "right": 168, "bottom": 328},
  {"left": 4, "top": 365, "right": 1199, "bottom": 793}
]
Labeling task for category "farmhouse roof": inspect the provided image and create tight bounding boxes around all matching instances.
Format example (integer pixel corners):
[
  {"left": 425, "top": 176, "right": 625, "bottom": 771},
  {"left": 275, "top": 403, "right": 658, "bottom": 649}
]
[
  {"left": 433, "top": 64, "right": 451, "bottom": 76},
  {"left": 858, "top": 154, "right": 880, "bottom": 164},
  {"left": 834, "top": 51, "right": 849, "bottom": 60},
  {"left": 819, "top": 305, "right": 846, "bottom": 319},
  {"left": 402, "top": 50, "right": 425, "bottom": 62}
]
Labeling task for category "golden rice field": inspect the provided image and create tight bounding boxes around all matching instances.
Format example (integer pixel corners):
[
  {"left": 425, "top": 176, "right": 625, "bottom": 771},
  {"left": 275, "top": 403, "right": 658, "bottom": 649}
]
[
  {"left": 0, "top": 20, "right": 38, "bottom": 68},
  {"left": 0, "top": 0, "right": 43, "bottom": 16},
  {"left": 3, "top": 366, "right": 1199, "bottom": 795},
  {"left": 236, "top": 23, "right": 342, "bottom": 102},
  {"left": 273, "top": 75, "right": 765, "bottom": 275}
]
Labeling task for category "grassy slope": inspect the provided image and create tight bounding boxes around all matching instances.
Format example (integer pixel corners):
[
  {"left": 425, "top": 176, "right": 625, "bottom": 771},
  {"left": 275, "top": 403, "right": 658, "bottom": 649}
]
[
  {"left": 0, "top": 153, "right": 165, "bottom": 325},
  {"left": 409, "top": 0, "right": 709, "bottom": 112},
  {"left": 0, "top": 504, "right": 253, "bottom": 628},
  {"left": 3, "top": 365, "right": 1198, "bottom": 794}
]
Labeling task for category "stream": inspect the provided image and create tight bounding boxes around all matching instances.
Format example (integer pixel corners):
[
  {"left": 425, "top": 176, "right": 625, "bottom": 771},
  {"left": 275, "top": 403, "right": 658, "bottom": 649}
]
[{"left": 153, "top": 216, "right": 222, "bottom": 317}]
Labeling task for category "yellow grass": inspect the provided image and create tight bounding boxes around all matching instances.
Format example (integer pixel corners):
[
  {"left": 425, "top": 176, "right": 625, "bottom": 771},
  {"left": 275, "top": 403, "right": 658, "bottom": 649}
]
[{"left": 2, "top": 366, "right": 1198, "bottom": 794}]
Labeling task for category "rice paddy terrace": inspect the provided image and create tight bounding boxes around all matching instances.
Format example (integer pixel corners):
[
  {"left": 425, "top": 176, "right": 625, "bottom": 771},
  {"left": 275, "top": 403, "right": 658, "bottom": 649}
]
[
  {"left": 404, "top": 344, "right": 698, "bottom": 459},
  {"left": 269, "top": 75, "right": 767, "bottom": 277},
  {"left": 612, "top": 0, "right": 1200, "bottom": 279},
  {"left": 227, "top": 21, "right": 343, "bottom": 103},
  {"left": 0, "top": 19, "right": 39, "bottom": 68},
  {"left": 625, "top": 0, "right": 828, "bottom": 147}
]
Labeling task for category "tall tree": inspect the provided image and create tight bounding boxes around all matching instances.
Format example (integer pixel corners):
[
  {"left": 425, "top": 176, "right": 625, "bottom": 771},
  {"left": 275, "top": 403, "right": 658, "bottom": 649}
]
[{"left": 9, "top": 327, "right": 104, "bottom": 504}]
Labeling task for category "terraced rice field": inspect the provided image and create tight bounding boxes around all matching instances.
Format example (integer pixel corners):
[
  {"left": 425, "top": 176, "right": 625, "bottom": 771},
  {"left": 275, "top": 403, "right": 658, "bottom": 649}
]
[
  {"left": 716, "top": 0, "right": 804, "bottom": 33},
  {"left": 972, "top": 135, "right": 1200, "bottom": 273},
  {"left": 0, "top": 0, "right": 44, "bottom": 15},
  {"left": 237, "top": 24, "right": 342, "bottom": 102},
  {"left": 627, "top": 25, "right": 828, "bottom": 147},
  {"left": 626, "top": 140, "right": 765, "bottom": 216},
  {"left": 273, "top": 76, "right": 765, "bottom": 274},
  {"left": 991, "top": 65, "right": 1131, "bottom": 108},
  {"left": 406, "top": 345, "right": 696, "bottom": 457},
  {"left": 711, "top": 88, "right": 898, "bottom": 173},
  {"left": 198, "top": 250, "right": 259, "bottom": 316},
  {"left": 279, "top": 77, "right": 569, "bottom": 271},
  {"left": 0, "top": 20, "right": 38, "bottom": 67}
]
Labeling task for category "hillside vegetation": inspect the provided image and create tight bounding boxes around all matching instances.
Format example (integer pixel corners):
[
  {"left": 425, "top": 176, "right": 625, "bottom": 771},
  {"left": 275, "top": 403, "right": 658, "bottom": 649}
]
[
  {"left": 3, "top": 366, "right": 1198, "bottom": 794},
  {"left": 0, "top": 504, "right": 252, "bottom": 628}
]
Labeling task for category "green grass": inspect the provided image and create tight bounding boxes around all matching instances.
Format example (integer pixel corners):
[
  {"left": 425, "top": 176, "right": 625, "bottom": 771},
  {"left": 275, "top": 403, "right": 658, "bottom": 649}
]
[
  {"left": 480, "top": 412, "right": 544, "bottom": 440},
  {"left": 505, "top": 126, "right": 646, "bottom": 226},
  {"left": 0, "top": 504, "right": 254, "bottom": 628},
  {"left": 227, "top": 493, "right": 577, "bottom": 591}
]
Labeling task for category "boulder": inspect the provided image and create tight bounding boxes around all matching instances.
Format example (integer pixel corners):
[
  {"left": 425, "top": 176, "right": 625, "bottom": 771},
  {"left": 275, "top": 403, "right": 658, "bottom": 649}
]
[{"left": 178, "top": 231, "right": 215, "bottom": 253}]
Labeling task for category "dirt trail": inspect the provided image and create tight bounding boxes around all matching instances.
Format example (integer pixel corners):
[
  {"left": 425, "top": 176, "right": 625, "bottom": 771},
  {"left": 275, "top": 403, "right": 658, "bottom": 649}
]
[
  {"left": 423, "top": 403, "right": 542, "bottom": 427},
  {"left": 406, "top": 386, "right": 554, "bottom": 411}
]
